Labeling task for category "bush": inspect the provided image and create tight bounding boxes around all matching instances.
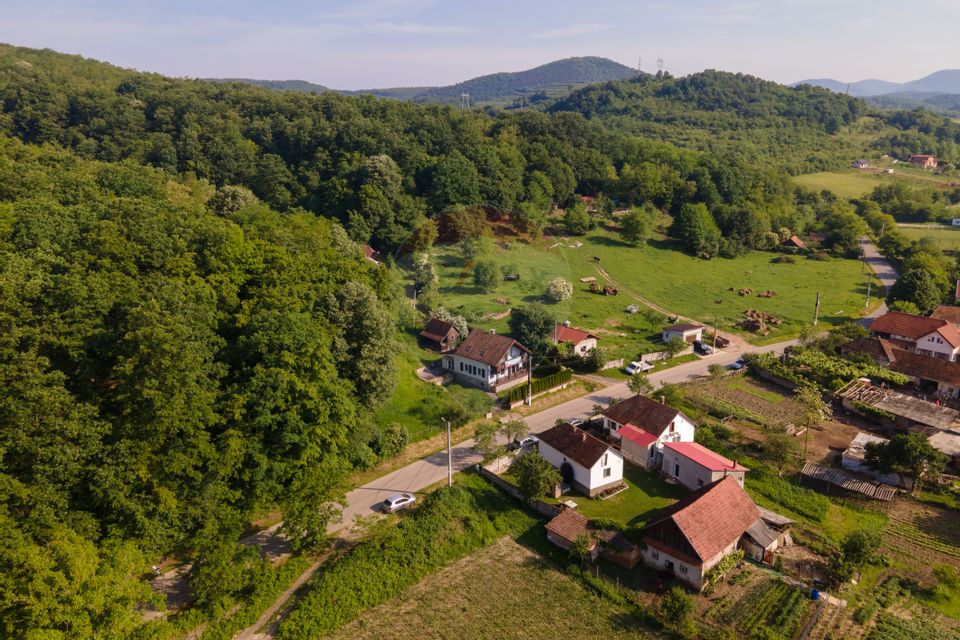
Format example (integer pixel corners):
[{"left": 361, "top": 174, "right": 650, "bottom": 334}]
[
  {"left": 771, "top": 255, "right": 796, "bottom": 264},
  {"left": 545, "top": 277, "right": 573, "bottom": 302}
]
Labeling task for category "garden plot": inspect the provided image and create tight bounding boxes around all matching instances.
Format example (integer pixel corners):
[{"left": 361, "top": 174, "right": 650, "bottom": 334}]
[
  {"left": 685, "top": 376, "right": 804, "bottom": 427},
  {"left": 883, "top": 498, "right": 960, "bottom": 572},
  {"left": 701, "top": 566, "right": 814, "bottom": 639}
]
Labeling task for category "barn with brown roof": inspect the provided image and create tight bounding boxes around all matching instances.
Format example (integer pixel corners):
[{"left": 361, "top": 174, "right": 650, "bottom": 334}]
[
  {"left": 642, "top": 476, "right": 760, "bottom": 590},
  {"left": 442, "top": 330, "right": 530, "bottom": 391},
  {"left": 420, "top": 318, "right": 460, "bottom": 352}
]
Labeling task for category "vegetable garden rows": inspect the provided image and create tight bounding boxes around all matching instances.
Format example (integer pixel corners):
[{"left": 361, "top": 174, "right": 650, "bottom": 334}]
[
  {"left": 884, "top": 500, "right": 960, "bottom": 569},
  {"left": 706, "top": 574, "right": 812, "bottom": 639}
]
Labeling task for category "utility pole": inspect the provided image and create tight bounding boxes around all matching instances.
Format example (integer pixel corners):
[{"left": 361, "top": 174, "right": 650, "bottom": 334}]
[
  {"left": 525, "top": 355, "right": 534, "bottom": 406},
  {"left": 713, "top": 315, "right": 718, "bottom": 351},
  {"left": 444, "top": 417, "right": 452, "bottom": 487},
  {"left": 865, "top": 278, "right": 872, "bottom": 309},
  {"left": 813, "top": 291, "right": 821, "bottom": 326}
]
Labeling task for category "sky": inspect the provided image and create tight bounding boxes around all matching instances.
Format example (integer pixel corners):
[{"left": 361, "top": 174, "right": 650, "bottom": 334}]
[{"left": 0, "top": 0, "right": 957, "bottom": 89}]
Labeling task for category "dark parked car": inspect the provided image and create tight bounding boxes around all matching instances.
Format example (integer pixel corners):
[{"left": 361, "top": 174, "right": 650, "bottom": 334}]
[{"left": 694, "top": 340, "right": 714, "bottom": 355}]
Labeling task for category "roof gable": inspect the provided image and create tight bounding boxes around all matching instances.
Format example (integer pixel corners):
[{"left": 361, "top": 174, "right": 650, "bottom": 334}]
[
  {"left": 603, "top": 394, "right": 690, "bottom": 437},
  {"left": 644, "top": 476, "right": 760, "bottom": 561},
  {"left": 421, "top": 318, "right": 457, "bottom": 342},
  {"left": 538, "top": 422, "right": 613, "bottom": 468},
  {"left": 453, "top": 330, "right": 529, "bottom": 366},
  {"left": 870, "top": 311, "right": 948, "bottom": 340},
  {"left": 554, "top": 324, "right": 597, "bottom": 344}
]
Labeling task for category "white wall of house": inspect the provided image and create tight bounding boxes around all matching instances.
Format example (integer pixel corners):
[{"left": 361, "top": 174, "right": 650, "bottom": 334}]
[
  {"left": 447, "top": 354, "right": 495, "bottom": 387},
  {"left": 643, "top": 546, "right": 705, "bottom": 591},
  {"left": 662, "top": 327, "right": 703, "bottom": 343},
  {"left": 661, "top": 449, "right": 745, "bottom": 491},
  {"left": 914, "top": 332, "right": 960, "bottom": 361},
  {"left": 587, "top": 449, "right": 624, "bottom": 489},
  {"left": 539, "top": 441, "right": 622, "bottom": 495},
  {"left": 620, "top": 439, "right": 656, "bottom": 469},
  {"left": 572, "top": 337, "right": 598, "bottom": 355}
]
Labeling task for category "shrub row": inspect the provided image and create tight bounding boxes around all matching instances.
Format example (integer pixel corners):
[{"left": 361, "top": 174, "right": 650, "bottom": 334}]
[{"left": 508, "top": 368, "right": 573, "bottom": 403}]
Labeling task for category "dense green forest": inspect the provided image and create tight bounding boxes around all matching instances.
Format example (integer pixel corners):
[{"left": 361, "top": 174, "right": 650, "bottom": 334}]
[
  {"left": 0, "top": 44, "right": 815, "bottom": 255},
  {"left": 0, "top": 135, "right": 405, "bottom": 635},
  {"left": 547, "top": 69, "right": 867, "bottom": 172}
]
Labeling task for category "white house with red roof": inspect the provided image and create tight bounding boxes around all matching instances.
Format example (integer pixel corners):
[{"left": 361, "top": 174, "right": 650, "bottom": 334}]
[
  {"left": 662, "top": 322, "right": 704, "bottom": 344},
  {"left": 602, "top": 395, "right": 696, "bottom": 469},
  {"left": 869, "top": 311, "right": 960, "bottom": 361},
  {"left": 553, "top": 323, "right": 598, "bottom": 357},
  {"left": 537, "top": 422, "right": 623, "bottom": 497},
  {"left": 661, "top": 441, "right": 748, "bottom": 490},
  {"left": 443, "top": 330, "right": 530, "bottom": 391}
]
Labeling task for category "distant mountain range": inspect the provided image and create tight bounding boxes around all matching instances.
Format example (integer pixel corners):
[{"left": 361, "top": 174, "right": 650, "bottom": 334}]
[
  {"left": 212, "top": 56, "right": 639, "bottom": 105},
  {"left": 794, "top": 70, "right": 960, "bottom": 115}
]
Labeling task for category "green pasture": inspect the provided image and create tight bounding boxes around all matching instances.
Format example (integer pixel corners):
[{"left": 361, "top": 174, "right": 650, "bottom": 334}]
[{"left": 897, "top": 223, "right": 960, "bottom": 251}]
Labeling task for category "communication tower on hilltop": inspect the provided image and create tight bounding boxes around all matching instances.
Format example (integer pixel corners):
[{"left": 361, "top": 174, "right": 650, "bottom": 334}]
[
  {"left": 637, "top": 57, "right": 642, "bottom": 73},
  {"left": 460, "top": 93, "right": 471, "bottom": 109},
  {"left": 657, "top": 57, "right": 665, "bottom": 73}
]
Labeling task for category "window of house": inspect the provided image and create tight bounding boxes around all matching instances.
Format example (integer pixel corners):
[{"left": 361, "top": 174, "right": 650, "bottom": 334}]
[
  {"left": 652, "top": 551, "right": 659, "bottom": 560},
  {"left": 680, "top": 566, "right": 688, "bottom": 574},
  {"left": 603, "top": 467, "right": 611, "bottom": 478},
  {"left": 669, "top": 421, "right": 675, "bottom": 433},
  {"left": 698, "top": 479, "right": 704, "bottom": 487},
  {"left": 602, "top": 453, "right": 608, "bottom": 466},
  {"left": 674, "top": 463, "right": 680, "bottom": 477}
]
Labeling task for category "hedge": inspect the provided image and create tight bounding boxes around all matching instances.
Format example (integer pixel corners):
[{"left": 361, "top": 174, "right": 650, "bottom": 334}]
[{"left": 508, "top": 368, "right": 572, "bottom": 403}]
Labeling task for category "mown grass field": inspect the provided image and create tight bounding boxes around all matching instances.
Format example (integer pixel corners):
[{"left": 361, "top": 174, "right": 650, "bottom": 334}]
[
  {"left": 425, "top": 227, "right": 879, "bottom": 347},
  {"left": 792, "top": 169, "right": 896, "bottom": 199},
  {"left": 897, "top": 223, "right": 960, "bottom": 251},
  {"left": 324, "top": 537, "right": 657, "bottom": 640}
]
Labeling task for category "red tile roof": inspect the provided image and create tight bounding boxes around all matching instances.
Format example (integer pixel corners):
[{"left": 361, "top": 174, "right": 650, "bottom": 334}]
[
  {"left": 663, "top": 442, "right": 748, "bottom": 472},
  {"left": 420, "top": 318, "right": 457, "bottom": 342},
  {"left": 362, "top": 244, "right": 381, "bottom": 263},
  {"left": 453, "top": 330, "right": 529, "bottom": 367},
  {"left": 932, "top": 305, "right": 960, "bottom": 325},
  {"left": 783, "top": 235, "right": 806, "bottom": 249},
  {"left": 619, "top": 424, "right": 658, "bottom": 447},
  {"left": 645, "top": 476, "right": 760, "bottom": 562},
  {"left": 545, "top": 507, "right": 596, "bottom": 547},
  {"left": 870, "top": 311, "right": 960, "bottom": 346},
  {"left": 554, "top": 324, "right": 597, "bottom": 344},
  {"left": 603, "top": 394, "right": 692, "bottom": 437},
  {"left": 538, "top": 423, "right": 612, "bottom": 469},
  {"left": 889, "top": 350, "right": 960, "bottom": 388}
]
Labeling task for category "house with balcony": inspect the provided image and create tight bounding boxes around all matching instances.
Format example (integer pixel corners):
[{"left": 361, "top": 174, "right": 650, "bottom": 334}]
[
  {"left": 442, "top": 329, "right": 530, "bottom": 392},
  {"left": 869, "top": 311, "right": 960, "bottom": 362}
]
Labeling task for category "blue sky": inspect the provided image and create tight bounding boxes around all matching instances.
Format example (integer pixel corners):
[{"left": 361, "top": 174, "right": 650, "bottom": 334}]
[{"left": 0, "top": 0, "right": 957, "bottom": 88}]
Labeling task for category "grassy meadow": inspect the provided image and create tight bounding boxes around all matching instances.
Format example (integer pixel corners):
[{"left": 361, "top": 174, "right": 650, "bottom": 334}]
[
  {"left": 897, "top": 223, "right": 960, "bottom": 251},
  {"left": 426, "top": 228, "right": 880, "bottom": 348}
]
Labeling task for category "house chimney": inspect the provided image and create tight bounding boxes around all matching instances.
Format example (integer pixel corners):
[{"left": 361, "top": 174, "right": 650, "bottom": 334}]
[{"left": 659, "top": 395, "right": 666, "bottom": 404}]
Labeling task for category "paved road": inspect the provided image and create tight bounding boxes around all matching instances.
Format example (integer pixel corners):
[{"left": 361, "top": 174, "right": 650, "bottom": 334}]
[
  {"left": 331, "top": 237, "right": 900, "bottom": 528},
  {"left": 861, "top": 236, "right": 899, "bottom": 322}
]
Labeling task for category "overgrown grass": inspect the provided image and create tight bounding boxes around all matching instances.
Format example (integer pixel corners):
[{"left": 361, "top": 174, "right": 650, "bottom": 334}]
[
  {"left": 373, "top": 334, "right": 492, "bottom": 443},
  {"left": 897, "top": 224, "right": 960, "bottom": 251},
  {"left": 276, "top": 473, "right": 538, "bottom": 640}
]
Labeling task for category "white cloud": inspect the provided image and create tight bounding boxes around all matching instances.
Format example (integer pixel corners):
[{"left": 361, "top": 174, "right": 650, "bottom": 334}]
[{"left": 531, "top": 23, "right": 613, "bottom": 39}]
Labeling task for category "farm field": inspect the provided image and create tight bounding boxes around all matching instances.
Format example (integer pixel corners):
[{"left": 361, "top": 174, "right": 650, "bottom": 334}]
[
  {"left": 425, "top": 228, "right": 881, "bottom": 347},
  {"left": 324, "top": 537, "right": 660, "bottom": 640},
  {"left": 793, "top": 165, "right": 960, "bottom": 199},
  {"left": 896, "top": 223, "right": 960, "bottom": 251}
]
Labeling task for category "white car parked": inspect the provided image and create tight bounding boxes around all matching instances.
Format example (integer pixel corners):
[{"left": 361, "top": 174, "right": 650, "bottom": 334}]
[
  {"left": 625, "top": 360, "right": 653, "bottom": 375},
  {"left": 383, "top": 492, "right": 416, "bottom": 513}
]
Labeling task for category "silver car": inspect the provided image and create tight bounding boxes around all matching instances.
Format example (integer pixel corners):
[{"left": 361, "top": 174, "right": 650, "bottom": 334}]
[{"left": 383, "top": 492, "right": 416, "bottom": 513}]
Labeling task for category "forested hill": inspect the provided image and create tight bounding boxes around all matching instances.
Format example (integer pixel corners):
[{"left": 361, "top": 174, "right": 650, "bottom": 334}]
[
  {"left": 548, "top": 70, "right": 867, "bottom": 173},
  {"left": 0, "top": 44, "right": 809, "bottom": 254},
  {"left": 216, "top": 56, "right": 639, "bottom": 104}
]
